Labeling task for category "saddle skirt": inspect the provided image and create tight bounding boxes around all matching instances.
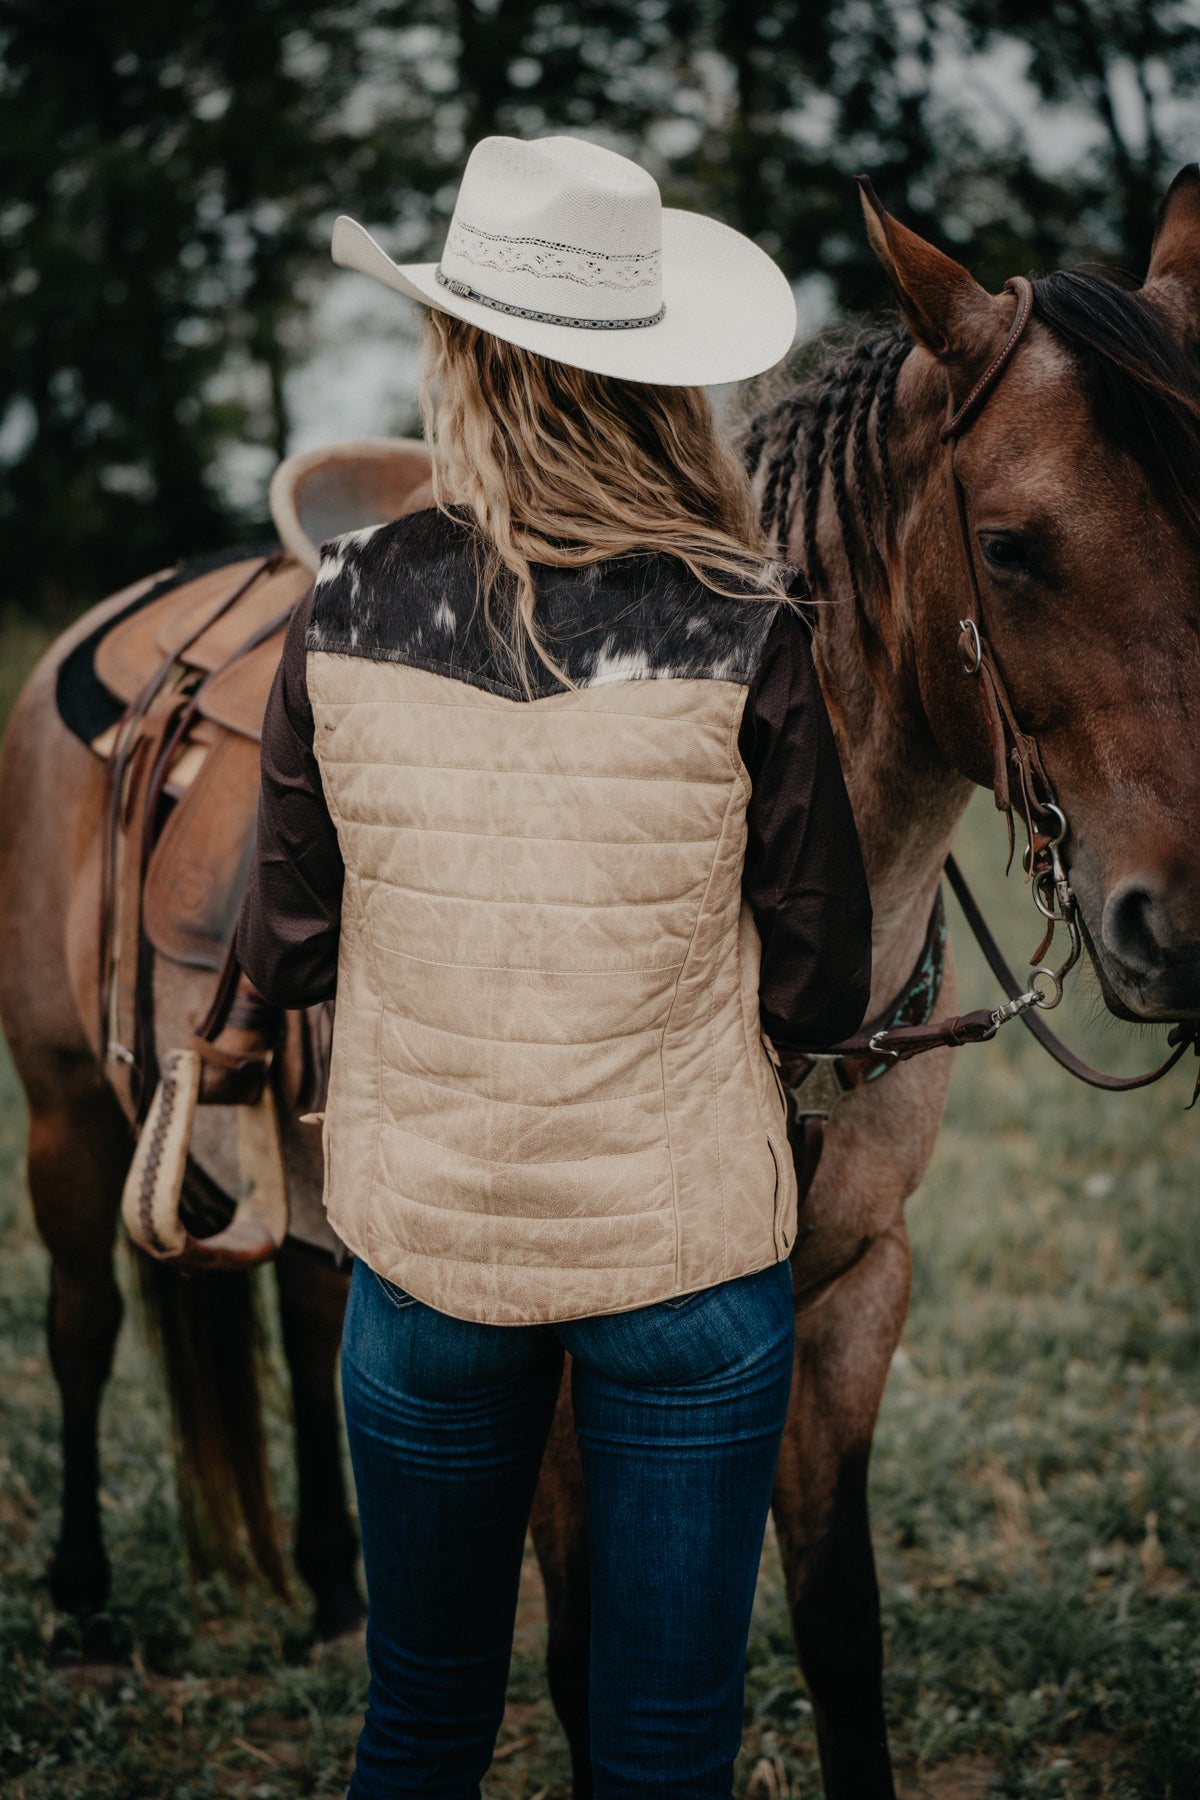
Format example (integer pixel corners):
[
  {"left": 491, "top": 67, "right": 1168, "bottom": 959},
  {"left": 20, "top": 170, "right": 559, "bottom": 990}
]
[{"left": 73, "top": 439, "right": 433, "bottom": 1263}]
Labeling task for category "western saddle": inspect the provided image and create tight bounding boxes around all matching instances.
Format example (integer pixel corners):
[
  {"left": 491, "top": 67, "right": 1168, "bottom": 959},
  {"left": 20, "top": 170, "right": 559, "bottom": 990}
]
[{"left": 88, "top": 438, "right": 434, "bottom": 1268}]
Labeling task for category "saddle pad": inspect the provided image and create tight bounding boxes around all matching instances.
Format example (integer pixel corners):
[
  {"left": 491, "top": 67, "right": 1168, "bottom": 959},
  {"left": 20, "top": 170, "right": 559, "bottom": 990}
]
[
  {"left": 143, "top": 729, "right": 263, "bottom": 971},
  {"left": 55, "top": 569, "right": 177, "bottom": 749}
]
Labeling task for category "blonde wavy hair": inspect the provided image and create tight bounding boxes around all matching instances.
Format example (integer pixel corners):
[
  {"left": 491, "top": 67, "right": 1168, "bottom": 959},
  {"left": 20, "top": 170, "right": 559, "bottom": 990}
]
[{"left": 418, "top": 310, "right": 788, "bottom": 690}]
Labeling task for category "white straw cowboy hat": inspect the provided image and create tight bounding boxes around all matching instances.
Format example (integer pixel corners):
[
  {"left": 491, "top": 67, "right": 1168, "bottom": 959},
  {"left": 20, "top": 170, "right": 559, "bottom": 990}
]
[{"left": 331, "top": 134, "right": 797, "bottom": 386}]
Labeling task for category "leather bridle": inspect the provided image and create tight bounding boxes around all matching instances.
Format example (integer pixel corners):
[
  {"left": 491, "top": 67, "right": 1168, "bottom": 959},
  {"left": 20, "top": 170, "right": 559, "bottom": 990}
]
[
  {"left": 943, "top": 279, "right": 1046, "bottom": 853},
  {"left": 940, "top": 275, "right": 1082, "bottom": 1015},
  {"left": 936, "top": 274, "right": 1196, "bottom": 1086},
  {"left": 787, "top": 276, "right": 1199, "bottom": 1123}
]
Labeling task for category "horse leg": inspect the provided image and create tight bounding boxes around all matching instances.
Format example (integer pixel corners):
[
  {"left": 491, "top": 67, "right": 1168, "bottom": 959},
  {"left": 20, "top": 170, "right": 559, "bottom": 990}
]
[
  {"left": 773, "top": 1219, "right": 912, "bottom": 1800},
  {"left": 26, "top": 1072, "right": 131, "bottom": 1650},
  {"left": 273, "top": 1243, "right": 364, "bottom": 1638},
  {"left": 529, "top": 1372, "right": 593, "bottom": 1797}
]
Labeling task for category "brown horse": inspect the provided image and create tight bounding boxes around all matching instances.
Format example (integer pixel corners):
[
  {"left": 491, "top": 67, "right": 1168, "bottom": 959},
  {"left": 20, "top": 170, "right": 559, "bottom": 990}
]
[
  {"left": 527, "top": 168, "right": 1200, "bottom": 1797},
  {"left": 0, "top": 565, "right": 363, "bottom": 1647},
  {"left": 1, "top": 166, "right": 1199, "bottom": 1790}
]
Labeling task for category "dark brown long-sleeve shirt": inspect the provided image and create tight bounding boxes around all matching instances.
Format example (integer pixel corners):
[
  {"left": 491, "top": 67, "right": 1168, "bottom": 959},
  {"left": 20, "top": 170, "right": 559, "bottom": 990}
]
[{"left": 236, "top": 577, "right": 873, "bottom": 1053}]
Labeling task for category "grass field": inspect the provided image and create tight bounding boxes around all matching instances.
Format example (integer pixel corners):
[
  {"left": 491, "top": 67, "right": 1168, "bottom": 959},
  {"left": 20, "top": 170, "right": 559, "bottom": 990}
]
[{"left": 1, "top": 605, "right": 1198, "bottom": 1798}]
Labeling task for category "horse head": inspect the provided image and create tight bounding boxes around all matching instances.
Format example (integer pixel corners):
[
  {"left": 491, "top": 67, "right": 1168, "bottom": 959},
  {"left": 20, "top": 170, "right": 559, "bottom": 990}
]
[{"left": 861, "top": 167, "right": 1200, "bottom": 1024}]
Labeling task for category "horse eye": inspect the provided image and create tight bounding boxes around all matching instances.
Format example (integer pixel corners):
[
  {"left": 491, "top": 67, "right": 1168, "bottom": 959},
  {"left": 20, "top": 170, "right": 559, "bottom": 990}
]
[{"left": 978, "top": 532, "right": 1030, "bottom": 574}]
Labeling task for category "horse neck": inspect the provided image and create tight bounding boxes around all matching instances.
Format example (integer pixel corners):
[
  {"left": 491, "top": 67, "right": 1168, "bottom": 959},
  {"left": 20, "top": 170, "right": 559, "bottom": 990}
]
[{"left": 783, "top": 340, "right": 976, "bottom": 1005}]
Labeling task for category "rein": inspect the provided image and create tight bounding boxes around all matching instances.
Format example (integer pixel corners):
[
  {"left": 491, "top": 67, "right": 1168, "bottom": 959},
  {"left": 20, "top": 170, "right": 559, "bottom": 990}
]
[
  {"left": 945, "top": 855, "right": 1198, "bottom": 1093},
  {"left": 786, "top": 277, "right": 1199, "bottom": 1124}
]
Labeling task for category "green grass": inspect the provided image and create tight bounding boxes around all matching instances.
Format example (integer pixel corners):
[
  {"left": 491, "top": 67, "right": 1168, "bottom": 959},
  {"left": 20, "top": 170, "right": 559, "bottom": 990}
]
[{"left": 2, "top": 615, "right": 1198, "bottom": 1798}]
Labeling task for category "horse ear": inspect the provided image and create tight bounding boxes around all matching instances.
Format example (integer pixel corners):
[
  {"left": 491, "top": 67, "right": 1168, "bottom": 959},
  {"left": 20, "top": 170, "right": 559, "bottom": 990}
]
[
  {"left": 857, "top": 176, "right": 1005, "bottom": 361},
  {"left": 1142, "top": 163, "right": 1200, "bottom": 338}
]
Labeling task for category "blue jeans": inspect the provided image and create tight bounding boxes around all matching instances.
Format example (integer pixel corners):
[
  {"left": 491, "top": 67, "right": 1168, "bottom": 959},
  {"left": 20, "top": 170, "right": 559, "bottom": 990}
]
[{"left": 340, "top": 1254, "right": 795, "bottom": 1799}]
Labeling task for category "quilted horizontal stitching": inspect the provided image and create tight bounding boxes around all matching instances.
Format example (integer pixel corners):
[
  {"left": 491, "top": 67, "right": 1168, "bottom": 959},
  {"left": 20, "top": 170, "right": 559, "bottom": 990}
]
[
  {"left": 378, "top": 1063, "right": 663, "bottom": 1112},
  {"left": 372, "top": 940, "right": 685, "bottom": 976},
  {"left": 337, "top": 819, "right": 717, "bottom": 847},
  {"left": 318, "top": 754, "right": 727, "bottom": 787},
  {"left": 378, "top": 1115, "right": 670, "bottom": 1173},
  {"left": 368, "top": 1009, "right": 664, "bottom": 1050},
  {"left": 368, "top": 1238, "right": 677, "bottom": 1272},
  {"left": 360, "top": 877, "right": 703, "bottom": 912},
  {"left": 368, "top": 1169, "right": 674, "bottom": 1223},
  {"left": 313, "top": 694, "right": 732, "bottom": 724}
]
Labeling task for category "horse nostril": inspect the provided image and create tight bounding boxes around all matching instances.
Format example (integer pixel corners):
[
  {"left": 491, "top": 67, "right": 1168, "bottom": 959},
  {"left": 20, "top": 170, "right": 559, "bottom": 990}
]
[{"left": 1101, "top": 878, "right": 1168, "bottom": 977}]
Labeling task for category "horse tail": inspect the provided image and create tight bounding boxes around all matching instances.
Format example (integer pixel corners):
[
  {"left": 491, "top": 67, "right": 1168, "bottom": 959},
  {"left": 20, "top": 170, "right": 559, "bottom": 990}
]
[{"left": 134, "top": 1207, "right": 289, "bottom": 1597}]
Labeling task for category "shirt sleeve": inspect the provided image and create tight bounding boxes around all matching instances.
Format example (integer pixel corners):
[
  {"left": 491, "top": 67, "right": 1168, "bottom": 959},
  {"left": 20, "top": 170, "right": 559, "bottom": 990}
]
[
  {"left": 738, "top": 602, "right": 873, "bottom": 1053},
  {"left": 234, "top": 585, "right": 345, "bottom": 1008}
]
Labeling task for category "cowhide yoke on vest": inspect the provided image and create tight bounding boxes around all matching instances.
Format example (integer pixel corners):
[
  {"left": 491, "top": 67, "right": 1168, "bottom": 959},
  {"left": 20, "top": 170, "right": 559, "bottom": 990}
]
[{"left": 78, "top": 437, "right": 435, "bottom": 1268}]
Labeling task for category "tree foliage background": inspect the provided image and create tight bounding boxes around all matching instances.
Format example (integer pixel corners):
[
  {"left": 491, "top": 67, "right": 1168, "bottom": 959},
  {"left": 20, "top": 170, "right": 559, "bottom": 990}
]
[{"left": 2, "top": 0, "right": 1199, "bottom": 615}]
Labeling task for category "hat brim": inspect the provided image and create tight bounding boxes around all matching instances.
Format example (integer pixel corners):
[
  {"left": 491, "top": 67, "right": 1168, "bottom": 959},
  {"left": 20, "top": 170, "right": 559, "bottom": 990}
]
[{"left": 331, "top": 209, "right": 796, "bottom": 386}]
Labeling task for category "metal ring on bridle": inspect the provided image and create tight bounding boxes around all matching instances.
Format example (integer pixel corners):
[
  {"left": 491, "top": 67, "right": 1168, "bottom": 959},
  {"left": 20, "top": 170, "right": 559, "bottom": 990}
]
[
  {"left": 1029, "top": 966, "right": 1064, "bottom": 1009},
  {"left": 958, "top": 617, "right": 983, "bottom": 674},
  {"left": 1039, "top": 803, "right": 1067, "bottom": 847}
]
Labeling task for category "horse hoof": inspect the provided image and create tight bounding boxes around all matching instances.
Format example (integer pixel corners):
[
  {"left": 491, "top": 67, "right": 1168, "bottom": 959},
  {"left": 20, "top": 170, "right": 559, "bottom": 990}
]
[
  {"left": 49, "top": 1541, "right": 112, "bottom": 1617},
  {"left": 49, "top": 1609, "right": 127, "bottom": 1666},
  {"left": 313, "top": 1576, "right": 367, "bottom": 1642}
]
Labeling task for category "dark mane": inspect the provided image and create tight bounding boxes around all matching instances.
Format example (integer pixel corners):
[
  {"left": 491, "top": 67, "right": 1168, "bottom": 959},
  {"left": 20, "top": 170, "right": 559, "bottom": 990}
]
[
  {"left": 1030, "top": 268, "right": 1200, "bottom": 537},
  {"left": 744, "top": 264, "right": 1200, "bottom": 694}
]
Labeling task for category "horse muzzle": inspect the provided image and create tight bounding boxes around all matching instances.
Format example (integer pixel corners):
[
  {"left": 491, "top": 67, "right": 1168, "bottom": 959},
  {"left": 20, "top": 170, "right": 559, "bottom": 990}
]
[{"left": 1091, "top": 873, "right": 1200, "bottom": 1021}]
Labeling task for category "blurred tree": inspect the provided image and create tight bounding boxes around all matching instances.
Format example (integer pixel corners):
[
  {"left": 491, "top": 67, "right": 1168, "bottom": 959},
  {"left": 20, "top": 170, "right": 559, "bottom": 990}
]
[
  {"left": 650, "top": 0, "right": 1200, "bottom": 305},
  {"left": 0, "top": 0, "right": 382, "bottom": 611},
  {"left": 957, "top": 0, "right": 1200, "bottom": 270},
  {"left": 2, "top": 0, "right": 1197, "bottom": 616}
]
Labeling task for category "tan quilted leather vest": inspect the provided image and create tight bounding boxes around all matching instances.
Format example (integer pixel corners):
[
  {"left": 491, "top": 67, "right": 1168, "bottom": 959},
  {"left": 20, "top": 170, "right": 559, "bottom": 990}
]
[{"left": 305, "top": 511, "right": 798, "bottom": 1324}]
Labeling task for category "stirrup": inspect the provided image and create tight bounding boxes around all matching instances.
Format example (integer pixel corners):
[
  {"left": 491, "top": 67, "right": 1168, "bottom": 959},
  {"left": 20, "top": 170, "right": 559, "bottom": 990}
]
[{"left": 121, "top": 1046, "right": 289, "bottom": 1268}]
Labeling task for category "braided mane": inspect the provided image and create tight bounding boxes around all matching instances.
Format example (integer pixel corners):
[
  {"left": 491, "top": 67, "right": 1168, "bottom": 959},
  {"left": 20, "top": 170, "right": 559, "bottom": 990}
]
[
  {"left": 743, "top": 265, "right": 1200, "bottom": 702},
  {"left": 742, "top": 327, "right": 910, "bottom": 694}
]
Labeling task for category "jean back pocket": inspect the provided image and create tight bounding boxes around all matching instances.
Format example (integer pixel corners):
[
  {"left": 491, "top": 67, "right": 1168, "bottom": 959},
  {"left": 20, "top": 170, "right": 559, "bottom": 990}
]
[{"left": 369, "top": 1267, "right": 420, "bottom": 1311}]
